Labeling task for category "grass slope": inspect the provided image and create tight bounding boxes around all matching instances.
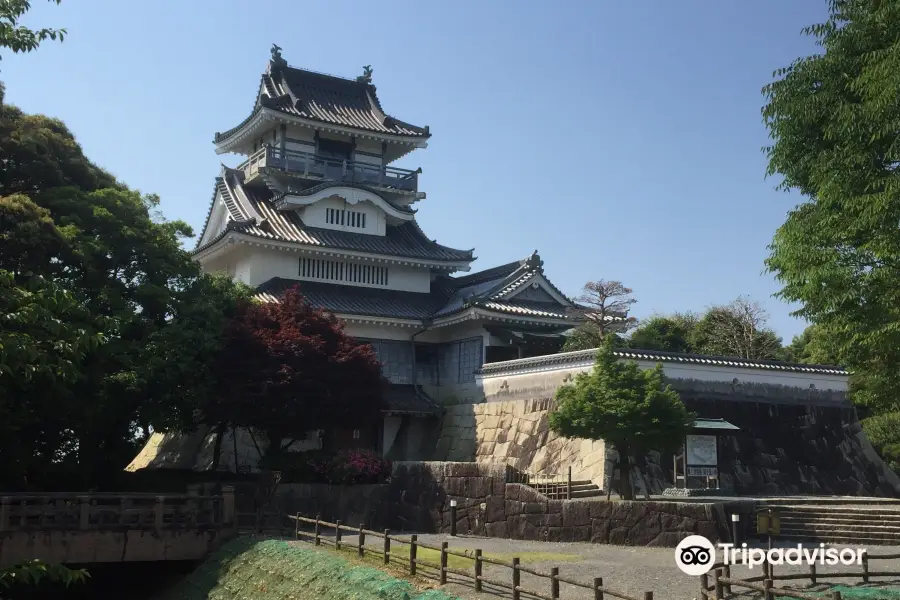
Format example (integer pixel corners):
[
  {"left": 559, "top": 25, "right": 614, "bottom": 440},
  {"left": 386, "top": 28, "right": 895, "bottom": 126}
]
[{"left": 158, "top": 537, "right": 460, "bottom": 600}]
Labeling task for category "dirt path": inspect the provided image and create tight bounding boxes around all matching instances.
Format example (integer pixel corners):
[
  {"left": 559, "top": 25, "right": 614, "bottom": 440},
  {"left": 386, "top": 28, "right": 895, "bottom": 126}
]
[{"left": 288, "top": 531, "right": 900, "bottom": 600}]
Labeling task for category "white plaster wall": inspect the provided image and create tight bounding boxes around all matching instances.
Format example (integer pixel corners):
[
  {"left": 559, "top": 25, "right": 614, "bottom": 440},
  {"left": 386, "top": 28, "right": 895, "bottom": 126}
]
[
  {"left": 200, "top": 196, "right": 229, "bottom": 247},
  {"left": 300, "top": 195, "right": 386, "bottom": 236},
  {"left": 478, "top": 357, "right": 848, "bottom": 403},
  {"left": 343, "top": 323, "right": 421, "bottom": 341},
  {"left": 236, "top": 246, "right": 431, "bottom": 292}
]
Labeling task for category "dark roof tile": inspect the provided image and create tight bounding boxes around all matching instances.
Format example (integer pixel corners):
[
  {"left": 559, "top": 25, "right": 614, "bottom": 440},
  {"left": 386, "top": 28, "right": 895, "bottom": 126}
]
[{"left": 216, "top": 63, "right": 429, "bottom": 143}]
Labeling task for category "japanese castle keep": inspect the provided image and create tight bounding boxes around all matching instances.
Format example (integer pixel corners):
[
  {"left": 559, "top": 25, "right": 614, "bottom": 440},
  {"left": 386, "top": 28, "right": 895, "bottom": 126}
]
[{"left": 190, "top": 47, "right": 581, "bottom": 460}]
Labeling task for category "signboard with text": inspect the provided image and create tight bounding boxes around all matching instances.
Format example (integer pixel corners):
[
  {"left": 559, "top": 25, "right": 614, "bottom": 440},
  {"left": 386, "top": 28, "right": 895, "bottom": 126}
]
[{"left": 686, "top": 434, "right": 718, "bottom": 467}]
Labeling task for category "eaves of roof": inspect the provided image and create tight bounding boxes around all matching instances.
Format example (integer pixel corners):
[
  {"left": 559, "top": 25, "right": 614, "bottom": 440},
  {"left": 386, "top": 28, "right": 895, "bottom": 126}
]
[{"left": 476, "top": 347, "right": 848, "bottom": 377}]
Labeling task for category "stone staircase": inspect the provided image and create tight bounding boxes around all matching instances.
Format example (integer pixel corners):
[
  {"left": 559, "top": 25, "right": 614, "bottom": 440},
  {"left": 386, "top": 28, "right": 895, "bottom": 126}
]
[
  {"left": 528, "top": 479, "right": 604, "bottom": 500},
  {"left": 763, "top": 503, "right": 900, "bottom": 545}
]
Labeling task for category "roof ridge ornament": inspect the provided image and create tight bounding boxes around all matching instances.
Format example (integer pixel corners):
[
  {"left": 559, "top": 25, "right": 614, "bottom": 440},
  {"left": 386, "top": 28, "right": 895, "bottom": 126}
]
[
  {"left": 270, "top": 44, "right": 287, "bottom": 70},
  {"left": 525, "top": 249, "right": 543, "bottom": 271},
  {"left": 356, "top": 65, "right": 373, "bottom": 84}
]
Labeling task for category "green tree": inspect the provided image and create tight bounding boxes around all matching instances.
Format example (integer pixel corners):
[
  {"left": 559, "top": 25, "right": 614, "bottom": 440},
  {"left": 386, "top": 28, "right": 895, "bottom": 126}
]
[
  {"left": 1, "top": 560, "right": 87, "bottom": 599},
  {"left": 763, "top": 0, "right": 900, "bottom": 411},
  {"left": 549, "top": 336, "right": 695, "bottom": 500},
  {"left": 628, "top": 313, "right": 698, "bottom": 353},
  {"left": 690, "top": 297, "right": 783, "bottom": 360},
  {"left": 0, "top": 96, "right": 201, "bottom": 489}
]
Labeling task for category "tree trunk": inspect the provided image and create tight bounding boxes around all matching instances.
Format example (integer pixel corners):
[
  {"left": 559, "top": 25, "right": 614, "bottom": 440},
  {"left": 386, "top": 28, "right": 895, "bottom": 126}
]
[
  {"left": 616, "top": 447, "right": 634, "bottom": 500},
  {"left": 210, "top": 423, "right": 225, "bottom": 472}
]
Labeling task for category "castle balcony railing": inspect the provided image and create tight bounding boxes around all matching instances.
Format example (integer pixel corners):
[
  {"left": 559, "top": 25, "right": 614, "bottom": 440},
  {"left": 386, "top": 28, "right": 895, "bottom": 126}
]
[{"left": 241, "top": 145, "right": 419, "bottom": 192}]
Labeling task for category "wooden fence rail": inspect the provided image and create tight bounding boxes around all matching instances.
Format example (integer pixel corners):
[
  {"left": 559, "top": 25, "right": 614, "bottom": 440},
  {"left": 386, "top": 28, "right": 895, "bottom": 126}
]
[
  {"left": 700, "top": 550, "right": 900, "bottom": 600},
  {"left": 288, "top": 514, "right": 651, "bottom": 600}
]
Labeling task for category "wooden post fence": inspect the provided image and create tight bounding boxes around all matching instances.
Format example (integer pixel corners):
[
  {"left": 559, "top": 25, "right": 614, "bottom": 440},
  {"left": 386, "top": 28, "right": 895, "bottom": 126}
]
[
  {"left": 383, "top": 529, "right": 390, "bottom": 565},
  {"left": 440, "top": 542, "right": 448, "bottom": 585},
  {"left": 512, "top": 557, "right": 520, "bottom": 600},
  {"left": 335, "top": 520, "right": 342, "bottom": 550},
  {"left": 474, "top": 549, "right": 483, "bottom": 592},
  {"left": 594, "top": 576, "right": 603, "bottom": 600},
  {"left": 358, "top": 524, "right": 365, "bottom": 557},
  {"left": 409, "top": 534, "right": 417, "bottom": 576},
  {"left": 551, "top": 566, "right": 559, "bottom": 599},
  {"left": 314, "top": 515, "right": 321, "bottom": 546}
]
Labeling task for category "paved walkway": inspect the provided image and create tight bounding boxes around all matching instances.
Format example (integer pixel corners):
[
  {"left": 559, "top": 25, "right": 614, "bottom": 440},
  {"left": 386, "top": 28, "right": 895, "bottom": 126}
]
[{"left": 291, "top": 531, "right": 900, "bottom": 600}]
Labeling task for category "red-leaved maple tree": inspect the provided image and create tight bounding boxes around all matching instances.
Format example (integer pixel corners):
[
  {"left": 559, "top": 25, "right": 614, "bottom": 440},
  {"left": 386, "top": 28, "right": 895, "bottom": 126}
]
[{"left": 206, "top": 286, "right": 384, "bottom": 457}]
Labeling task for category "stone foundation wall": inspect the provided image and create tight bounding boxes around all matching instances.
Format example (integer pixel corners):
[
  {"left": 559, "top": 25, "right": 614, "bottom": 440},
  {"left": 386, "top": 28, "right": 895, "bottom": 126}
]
[
  {"left": 433, "top": 400, "right": 606, "bottom": 486},
  {"left": 272, "top": 462, "right": 727, "bottom": 547}
]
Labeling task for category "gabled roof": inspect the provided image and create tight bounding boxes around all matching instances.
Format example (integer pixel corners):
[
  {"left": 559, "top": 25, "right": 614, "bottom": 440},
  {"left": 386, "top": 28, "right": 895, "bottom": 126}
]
[
  {"left": 215, "top": 57, "right": 430, "bottom": 144},
  {"left": 432, "top": 251, "right": 578, "bottom": 319},
  {"left": 194, "top": 168, "right": 473, "bottom": 264}
]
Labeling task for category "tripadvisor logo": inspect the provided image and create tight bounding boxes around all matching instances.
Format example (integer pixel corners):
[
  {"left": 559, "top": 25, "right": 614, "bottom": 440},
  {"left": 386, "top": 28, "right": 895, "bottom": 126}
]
[
  {"left": 675, "top": 535, "right": 716, "bottom": 576},
  {"left": 674, "top": 536, "right": 867, "bottom": 575}
]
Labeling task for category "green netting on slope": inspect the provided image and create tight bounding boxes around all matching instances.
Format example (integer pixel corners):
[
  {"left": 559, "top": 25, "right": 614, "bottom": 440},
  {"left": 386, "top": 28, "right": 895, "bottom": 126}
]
[
  {"left": 827, "top": 586, "right": 900, "bottom": 600},
  {"left": 159, "top": 537, "right": 460, "bottom": 600}
]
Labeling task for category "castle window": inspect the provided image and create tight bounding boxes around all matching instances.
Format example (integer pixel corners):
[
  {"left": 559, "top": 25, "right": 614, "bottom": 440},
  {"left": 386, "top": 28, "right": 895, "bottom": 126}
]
[
  {"left": 299, "top": 257, "right": 388, "bottom": 286},
  {"left": 325, "top": 208, "right": 366, "bottom": 229},
  {"left": 317, "top": 138, "right": 352, "bottom": 160}
]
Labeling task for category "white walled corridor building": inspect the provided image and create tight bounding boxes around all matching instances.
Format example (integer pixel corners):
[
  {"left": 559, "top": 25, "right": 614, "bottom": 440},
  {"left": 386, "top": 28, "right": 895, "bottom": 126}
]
[{"left": 193, "top": 47, "right": 583, "bottom": 460}]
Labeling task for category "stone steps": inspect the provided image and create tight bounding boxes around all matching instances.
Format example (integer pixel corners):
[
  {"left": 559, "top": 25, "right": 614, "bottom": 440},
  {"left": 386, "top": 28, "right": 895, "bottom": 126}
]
[
  {"left": 528, "top": 480, "right": 604, "bottom": 499},
  {"left": 765, "top": 504, "right": 900, "bottom": 545}
]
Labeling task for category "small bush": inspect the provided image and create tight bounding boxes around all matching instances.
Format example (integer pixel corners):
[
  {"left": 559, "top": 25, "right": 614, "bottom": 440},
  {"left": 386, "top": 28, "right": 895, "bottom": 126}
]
[
  {"left": 258, "top": 449, "right": 390, "bottom": 484},
  {"left": 862, "top": 412, "right": 900, "bottom": 473},
  {"left": 327, "top": 449, "right": 391, "bottom": 485}
]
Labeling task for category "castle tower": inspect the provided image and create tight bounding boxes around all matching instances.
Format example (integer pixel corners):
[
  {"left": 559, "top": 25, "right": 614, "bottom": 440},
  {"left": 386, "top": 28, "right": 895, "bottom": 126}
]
[{"left": 195, "top": 47, "right": 582, "bottom": 460}]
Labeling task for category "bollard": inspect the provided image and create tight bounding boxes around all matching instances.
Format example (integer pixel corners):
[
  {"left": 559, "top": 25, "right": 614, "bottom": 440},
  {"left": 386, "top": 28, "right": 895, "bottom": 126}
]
[
  {"left": 731, "top": 513, "right": 740, "bottom": 545},
  {"left": 723, "top": 564, "right": 731, "bottom": 596},
  {"left": 383, "top": 529, "right": 390, "bottom": 565},
  {"left": 550, "top": 566, "right": 559, "bottom": 599},
  {"left": 409, "top": 534, "right": 418, "bottom": 576},
  {"left": 475, "top": 549, "right": 483, "bottom": 592},
  {"left": 450, "top": 499, "right": 457, "bottom": 536}
]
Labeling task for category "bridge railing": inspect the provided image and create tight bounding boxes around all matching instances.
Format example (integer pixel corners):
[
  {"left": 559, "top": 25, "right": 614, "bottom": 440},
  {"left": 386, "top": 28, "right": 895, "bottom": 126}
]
[{"left": 0, "top": 487, "right": 236, "bottom": 531}]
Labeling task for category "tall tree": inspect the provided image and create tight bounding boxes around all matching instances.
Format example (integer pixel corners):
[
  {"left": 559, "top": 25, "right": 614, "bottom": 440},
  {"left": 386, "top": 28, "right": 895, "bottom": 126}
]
[
  {"left": 691, "top": 297, "right": 783, "bottom": 360},
  {"left": 549, "top": 337, "right": 694, "bottom": 500},
  {"left": 563, "top": 280, "right": 637, "bottom": 351},
  {"left": 762, "top": 0, "right": 900, "bottom": 410}
]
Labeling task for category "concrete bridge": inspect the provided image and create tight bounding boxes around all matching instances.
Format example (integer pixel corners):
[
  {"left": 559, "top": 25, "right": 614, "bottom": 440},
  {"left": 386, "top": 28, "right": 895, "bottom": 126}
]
[{"left": 0, "top": 488, "right": 237, "bottom": 568}]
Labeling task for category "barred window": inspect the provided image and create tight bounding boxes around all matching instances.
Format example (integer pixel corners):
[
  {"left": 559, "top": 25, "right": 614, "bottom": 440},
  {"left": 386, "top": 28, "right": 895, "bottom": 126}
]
[{"left": 299, "top": 257, "right": 388, "bottom": 286}]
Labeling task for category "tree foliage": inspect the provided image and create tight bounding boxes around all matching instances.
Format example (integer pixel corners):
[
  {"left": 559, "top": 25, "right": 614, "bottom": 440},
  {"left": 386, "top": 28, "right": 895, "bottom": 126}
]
[
  {"left": 0, "top": 1, "right": 65, "bottom": 63},
  {"left": 627, "top": 313, "right": 697, "bottom": 353},
  {"left": 691, "top": 297, "right": 783, "bottom": 360},
  {"left": 201, "top": 286, "right": 385, "bottom": 457},
  {"left": 563, "top": 280, "right": 637, "bottom": 351},
  {"left": 0, "top": 560, "right": 87, "bottom": 598},
  {"left": 549, "top": 337, "right": 694, "bottom": 499},
  {"left": 763, "top": 0, "right": 900, "bottom": 411}
]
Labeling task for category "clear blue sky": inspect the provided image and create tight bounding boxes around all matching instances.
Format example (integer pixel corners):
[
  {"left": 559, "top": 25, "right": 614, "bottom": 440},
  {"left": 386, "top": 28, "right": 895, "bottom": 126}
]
[{"left": 4, "top": 0, "right": 829, "bottom": 342}]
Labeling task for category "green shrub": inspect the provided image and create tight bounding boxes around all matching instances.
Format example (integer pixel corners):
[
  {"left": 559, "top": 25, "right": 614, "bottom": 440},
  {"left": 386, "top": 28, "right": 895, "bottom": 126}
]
[{"left": 862, "top": 412, "right": 900, "bottom": 473}]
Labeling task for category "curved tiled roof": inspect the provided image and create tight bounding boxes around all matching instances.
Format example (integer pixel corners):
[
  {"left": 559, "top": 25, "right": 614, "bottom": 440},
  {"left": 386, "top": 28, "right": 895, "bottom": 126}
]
[
  {"left": 475, "top": 347, "right": 848, "bottom": 376},
  {"left": 271, "top": 181, "right": 416, "bottom": 214},
  {"left": 215, "top": 62, "right": 430, "bottom": 143},
  {"left": 194, "top": 169, "right": 472, "bottom": 263}
]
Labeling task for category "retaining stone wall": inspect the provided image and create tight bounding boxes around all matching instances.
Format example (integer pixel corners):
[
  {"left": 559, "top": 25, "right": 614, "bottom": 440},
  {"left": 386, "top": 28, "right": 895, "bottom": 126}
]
[{"left": 271, "top": 462, "right": 727, "bottom": 547}]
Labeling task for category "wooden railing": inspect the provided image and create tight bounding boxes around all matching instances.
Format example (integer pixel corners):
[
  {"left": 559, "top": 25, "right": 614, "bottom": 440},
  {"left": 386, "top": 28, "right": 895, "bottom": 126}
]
[
  {"left": 0, "top": 488, "right": 236, "bottom": 531},
  {"left": 699, "top": 550, "right": 900, "bottom": 600},
  {"left": 506, "top": 465, "right": 574, "bottom": 500},
  {"left": 289, "top": 514, "right": 652, "bottom": 600},
  {"left": 243, "top": 145, "right": 419, "bottom": 192}
]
